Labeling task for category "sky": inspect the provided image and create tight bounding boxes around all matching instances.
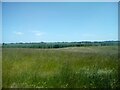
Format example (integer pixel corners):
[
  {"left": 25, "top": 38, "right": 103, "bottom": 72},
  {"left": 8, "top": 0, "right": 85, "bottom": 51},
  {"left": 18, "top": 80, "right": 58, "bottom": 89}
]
[
  {"left": 2, "top": 0, "right": 120, "bottom": 2},
  {"left": 0, "top": 2, "right": 2, "bottom": 44},
  {"left": 2, "top": 2, "right": 118, "bottom": 43}
]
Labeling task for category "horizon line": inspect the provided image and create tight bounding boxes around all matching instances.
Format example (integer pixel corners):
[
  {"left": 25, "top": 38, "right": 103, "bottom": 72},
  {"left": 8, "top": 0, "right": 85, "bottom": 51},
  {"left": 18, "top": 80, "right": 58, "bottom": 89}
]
[{"left": 2, "top": 40, "right": 119, "bottom": 44}]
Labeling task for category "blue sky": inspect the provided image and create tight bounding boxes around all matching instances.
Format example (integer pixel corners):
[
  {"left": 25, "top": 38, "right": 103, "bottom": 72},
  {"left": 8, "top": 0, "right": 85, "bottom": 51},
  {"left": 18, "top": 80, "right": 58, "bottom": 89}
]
[
  {"left": 3, "top": 2, "right": 118, "bottom": 43},
  {"left": 0, "top": 2, "right": 1, "bottom": 43}
]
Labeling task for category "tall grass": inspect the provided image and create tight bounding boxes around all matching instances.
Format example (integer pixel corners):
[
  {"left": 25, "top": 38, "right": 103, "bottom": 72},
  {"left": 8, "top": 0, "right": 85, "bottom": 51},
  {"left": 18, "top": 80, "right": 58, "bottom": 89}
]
[
  {"left": 2, "top": 46, "right": 119, "bottom": 88},
  {"left": 0, "top": 47, "right": 2, "bottom": 89}
]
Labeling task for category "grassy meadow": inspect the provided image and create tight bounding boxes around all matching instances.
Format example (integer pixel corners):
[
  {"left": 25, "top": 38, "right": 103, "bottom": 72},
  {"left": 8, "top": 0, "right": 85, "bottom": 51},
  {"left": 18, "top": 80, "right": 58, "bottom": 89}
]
[
  {"left": 2, "top": 46, "right": 119, "bottom": 88},
  {"left": 0, "top": 47, "right": 2, "bottom": 89}
]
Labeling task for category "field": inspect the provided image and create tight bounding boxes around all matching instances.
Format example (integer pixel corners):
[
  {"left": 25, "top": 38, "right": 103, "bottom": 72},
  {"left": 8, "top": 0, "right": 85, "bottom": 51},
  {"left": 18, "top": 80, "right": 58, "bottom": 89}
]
[
  {"left": 0, "top": 47, "right": 2, "bottom": 89},
  {"left": 2, "top": 46, "right": 119, "bottom": 88}
]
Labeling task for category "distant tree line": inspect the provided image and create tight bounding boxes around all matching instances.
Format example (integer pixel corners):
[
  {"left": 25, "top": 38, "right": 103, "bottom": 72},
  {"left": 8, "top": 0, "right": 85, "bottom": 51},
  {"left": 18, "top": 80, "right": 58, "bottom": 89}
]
[{"left": 2, "top": 41, "right": 119, "bottom": 48}]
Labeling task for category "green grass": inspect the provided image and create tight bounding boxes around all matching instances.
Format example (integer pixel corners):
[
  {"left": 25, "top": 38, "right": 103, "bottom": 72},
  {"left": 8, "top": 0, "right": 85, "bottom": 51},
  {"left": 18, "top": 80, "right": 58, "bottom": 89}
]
[
  {"left": 2, "top": 46, "right": 119, "bottom": 88},
  {"left": 0, "top": 47, "right": 2, "bottom": 89}
]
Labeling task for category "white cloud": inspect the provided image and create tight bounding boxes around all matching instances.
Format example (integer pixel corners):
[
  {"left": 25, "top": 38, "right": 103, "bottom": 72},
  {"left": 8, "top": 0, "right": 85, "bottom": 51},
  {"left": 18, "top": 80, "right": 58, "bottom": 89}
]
[
  {"left": 14, "top": 31, "right": 24, "bottom": 35},
  {"left": 82, "top": 33, "right": 95, "bottom": 37},
  {"left": 35, "top": 32, "right": 43, "bottom": 36},
  {"left": 31, "top": 30, "right": 45, "bottom": 36}
]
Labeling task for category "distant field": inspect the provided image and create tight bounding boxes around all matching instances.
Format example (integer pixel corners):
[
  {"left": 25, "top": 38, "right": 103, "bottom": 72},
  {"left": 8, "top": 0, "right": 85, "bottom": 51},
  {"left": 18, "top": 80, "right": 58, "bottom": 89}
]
[
  {"left": 0, "top": 47, "right": 2, "bottom": 89},
  {"left": 2, "top": 46, "right": 119, "bottom": 88}
]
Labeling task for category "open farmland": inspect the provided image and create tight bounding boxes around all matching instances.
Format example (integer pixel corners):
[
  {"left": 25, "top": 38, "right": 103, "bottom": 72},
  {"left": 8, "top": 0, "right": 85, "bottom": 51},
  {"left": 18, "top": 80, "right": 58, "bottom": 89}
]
[
  {"left": 0, "top": 47, "right": 2, "bottom": 89},
  {"left": 2, "top": 46, "right": 119, "bottom": 88}
]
